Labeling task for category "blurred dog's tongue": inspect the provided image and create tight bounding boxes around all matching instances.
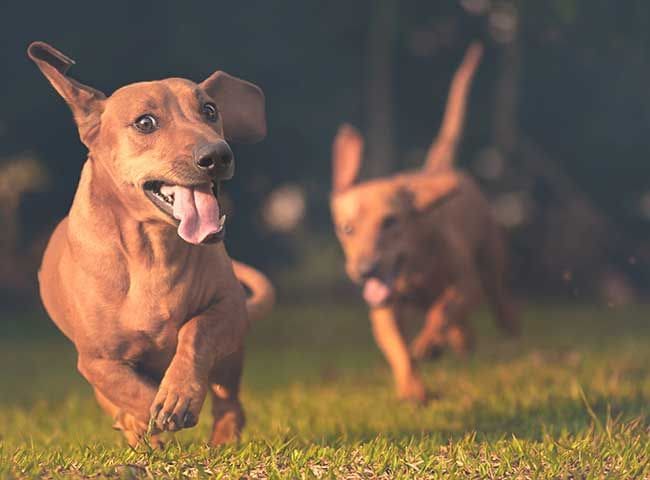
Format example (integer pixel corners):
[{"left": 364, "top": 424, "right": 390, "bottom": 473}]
[
  {"left": 168, "top": 184, "right": 221, "bottom": 244},
  {"left": 363, "top": 278, "right": 390, "bottom": 307}
]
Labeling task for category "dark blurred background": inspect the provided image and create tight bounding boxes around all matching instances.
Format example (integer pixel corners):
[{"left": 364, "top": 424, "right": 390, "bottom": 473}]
[{"left": 1, "top": 0, "right": 649, "bottom": 308}]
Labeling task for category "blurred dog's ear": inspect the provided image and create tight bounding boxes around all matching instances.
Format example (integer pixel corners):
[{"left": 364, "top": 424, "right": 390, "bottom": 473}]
[
  {"left": 332, "top": 124, "right": 364, "bottom": 193},
  {"left": 407, "top": 173, "right": 460, "bottom": 211},
  {"left": 28, "top": 42, "right": 105, "bottom": 147},
  {"left": 201, "top": 71, "right": 266, "bottom": 143}
]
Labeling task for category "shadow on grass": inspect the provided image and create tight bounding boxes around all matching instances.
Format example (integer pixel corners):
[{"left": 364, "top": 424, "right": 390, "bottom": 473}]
[{"left": 282, "top": 394, "right": 649, "bottom": 446}]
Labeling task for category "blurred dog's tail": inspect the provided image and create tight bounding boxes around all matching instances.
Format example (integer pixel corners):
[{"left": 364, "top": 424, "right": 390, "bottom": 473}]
[
  {"left": 424, "top": 42, "right": 483, "bottom": 172},
  {"left": 232, "top": 260, "right": 275, "bottom": 321}
]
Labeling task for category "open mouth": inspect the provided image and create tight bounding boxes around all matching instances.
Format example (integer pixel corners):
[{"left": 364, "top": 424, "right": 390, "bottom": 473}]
[
  {"left": 361, "top": 256, "right": 405, "bottom": 308},
  {"left": 363, "top": 277, "right": 393, "bottom": 307},
  {"left": 143, "top": 180, "right": 226, "bottom": 245}
]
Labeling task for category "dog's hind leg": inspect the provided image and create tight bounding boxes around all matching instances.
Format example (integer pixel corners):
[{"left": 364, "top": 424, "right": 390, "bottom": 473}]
[
  {"left": 93, "top": 388, "right": 163, "bottom": 448},
  {"left": 370, "top": 307, "right": 428, "bottom": 404},
  {"left": 446, "top": 320, "right": 475, "bottom": 355},
  {"left": 209, "top": 348, "right": 245, "bottom": 446},
  {"left": 478, "top": 224, "right": 520, "bottom": 336}
]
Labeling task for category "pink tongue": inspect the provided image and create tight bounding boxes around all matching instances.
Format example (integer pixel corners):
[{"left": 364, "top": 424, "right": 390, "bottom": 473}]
[
  {"left": 363, "top": 278, "right": 391, "bottom": 307},
  {"left": 164, "top": 184, "right": 221, "bottom": 244}
]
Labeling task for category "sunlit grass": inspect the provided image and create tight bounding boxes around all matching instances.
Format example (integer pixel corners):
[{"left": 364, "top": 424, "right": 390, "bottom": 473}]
[{"left": 1, "top": 303, "right": 649, "bottom": 478}]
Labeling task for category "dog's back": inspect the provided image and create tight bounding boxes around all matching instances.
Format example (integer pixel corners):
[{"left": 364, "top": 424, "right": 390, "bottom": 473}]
[{"left": 424, "top": 171, "right": 493, "bottom": 253}]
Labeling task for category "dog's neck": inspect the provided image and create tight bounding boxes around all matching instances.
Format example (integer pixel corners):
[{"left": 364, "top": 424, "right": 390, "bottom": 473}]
[{"left": 68, "top": 157, "right": 200, "bottom": 269}]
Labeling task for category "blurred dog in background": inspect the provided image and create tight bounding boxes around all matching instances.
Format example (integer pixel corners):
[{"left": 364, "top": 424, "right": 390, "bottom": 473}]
[{"left": 330, "top": 43, "right": 519, "bottom": 403}]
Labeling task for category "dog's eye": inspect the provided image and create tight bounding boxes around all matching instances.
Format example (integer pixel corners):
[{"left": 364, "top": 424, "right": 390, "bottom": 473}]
[
  {"left": 340, "top": 224, "right": 354, "bottom": 235},
  {"left": 381, "top": 215, "right": 398, "bottom": 231},
  {"left": 133, "top": 114, "right": 158, "bottom": 134},
  {"left": 202, "top": 103, "right": 218, "bottom": 123}
]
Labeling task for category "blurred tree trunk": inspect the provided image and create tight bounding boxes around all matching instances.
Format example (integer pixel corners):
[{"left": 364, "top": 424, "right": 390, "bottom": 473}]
[
  {"left": 492, "top": 33, "right": 519, "bottom": 157},
  {"left": 364, "top": 0, "right": 397, "bottom": 178},
  {"left": 490, "top": 5, "right": 635, "bottom": 303}
]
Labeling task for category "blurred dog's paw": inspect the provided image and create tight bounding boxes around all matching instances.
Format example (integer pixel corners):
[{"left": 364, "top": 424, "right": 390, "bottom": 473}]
[{"left": 397, "top": 377, "right": 429, "bottom": 405}]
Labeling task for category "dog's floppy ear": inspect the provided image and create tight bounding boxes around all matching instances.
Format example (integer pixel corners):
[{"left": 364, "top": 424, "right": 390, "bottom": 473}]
[
  {"left": 407, "top": 173, "right": 461, "bottom": 211},
  {"left": 27, "top": 42, "right": 105, "bottom": 147},
  {"left": 200, "top": 71, "right": 266, "bottom": 143},
  {"left": 332, "top": 124, "right": 364, "bottom": 193}
]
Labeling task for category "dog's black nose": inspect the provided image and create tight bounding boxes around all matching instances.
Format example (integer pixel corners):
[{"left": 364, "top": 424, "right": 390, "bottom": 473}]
[
  {"left": 358, "top": 259, "right": 380, "bottom": 280},
  {"left": 195, "top": 142, "right": 234, "bottom": 179}
]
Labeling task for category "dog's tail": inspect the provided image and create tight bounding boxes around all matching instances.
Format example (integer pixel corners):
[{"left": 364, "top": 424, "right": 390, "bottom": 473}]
[
  {"left": 424, "top": 42, "right": 483, "bottom": 172},
  {"left": 232, "top": 260, "right": 275, "bottom": 321}
]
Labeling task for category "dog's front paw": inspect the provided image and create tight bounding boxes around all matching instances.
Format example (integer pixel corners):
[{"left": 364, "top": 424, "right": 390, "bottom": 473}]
[
  {"left": 397, "top": 377, "right": 429, "bottom": 405},
  {"left": 150, "top": 376, "right": 207, "bottom": 432}
]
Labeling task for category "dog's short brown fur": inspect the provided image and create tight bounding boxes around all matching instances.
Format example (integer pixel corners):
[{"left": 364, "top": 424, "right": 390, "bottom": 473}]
[
  {"left": 330, "top": 44, "right": 518, "bottom": 403},
  {"left": 29, "top": 42, "right": 274, "bottom": 447}
]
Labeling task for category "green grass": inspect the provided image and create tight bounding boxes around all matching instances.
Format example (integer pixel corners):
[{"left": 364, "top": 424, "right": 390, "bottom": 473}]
[{"left": 1, "top": 303, "right": 649, "bottom": 479}]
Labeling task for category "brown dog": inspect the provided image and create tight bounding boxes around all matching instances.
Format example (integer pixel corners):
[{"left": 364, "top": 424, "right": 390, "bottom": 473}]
[
  {"left": 330, "top": 43, "right": 519, "bottom": 403},
  {"left": 28, "top": 41, "right": 275, "bottom": 447}
]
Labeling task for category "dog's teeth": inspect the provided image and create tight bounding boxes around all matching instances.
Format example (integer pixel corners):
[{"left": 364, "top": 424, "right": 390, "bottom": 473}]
[
  {"left": 155, "top": 190, "right": 174, "bottom": 206},
  {"left": 219, "top": 214, "right": 226, "bottom": 227}
]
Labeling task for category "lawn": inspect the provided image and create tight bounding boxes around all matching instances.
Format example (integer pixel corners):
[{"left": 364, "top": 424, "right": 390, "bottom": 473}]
[{"left": 1, "top": 303, "right": 649, "bottom": 479}]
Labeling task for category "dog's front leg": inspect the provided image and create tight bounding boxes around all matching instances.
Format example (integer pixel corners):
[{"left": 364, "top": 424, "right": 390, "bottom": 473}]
[
  {"left": 370, "top": 307, "right": 428, "bottom": 404},
  {"left": 77, "top": 356, "right": 158, "bottom": 430},
  {"left": 150, "top": 297, "right": 248, "bottom": 432}
]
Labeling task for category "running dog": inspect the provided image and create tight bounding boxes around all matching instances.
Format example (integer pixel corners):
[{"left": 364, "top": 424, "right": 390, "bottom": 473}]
[
  {"left": 330, "top": 43, "right": 519, "bottom": 403},
  {"left": 29, "top": 41, "right": 274, "bottom": 446}
]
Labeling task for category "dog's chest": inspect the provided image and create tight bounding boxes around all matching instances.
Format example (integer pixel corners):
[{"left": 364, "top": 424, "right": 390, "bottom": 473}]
[
  {"left": 118, "top": 267, "right": 212, "bottom": 351},
  {"left": 394, "top": 259, "right": 451, "bottom": 306},
  {"left": 123, "top": 295, "right": 180, "bottom": 350}
]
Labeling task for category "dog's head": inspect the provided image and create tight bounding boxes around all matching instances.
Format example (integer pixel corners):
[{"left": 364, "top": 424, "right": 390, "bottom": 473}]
[
  {"left": 28, "top": 41, "right": 266, "bottom": 245},
  {"left": 330, "top": 124, "right": 460, "bottom": 307}
]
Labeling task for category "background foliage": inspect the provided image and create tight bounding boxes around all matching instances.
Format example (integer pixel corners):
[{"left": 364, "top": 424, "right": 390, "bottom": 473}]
[{"left": 1, "top": 0, "right": 649, "bottom": 302}]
